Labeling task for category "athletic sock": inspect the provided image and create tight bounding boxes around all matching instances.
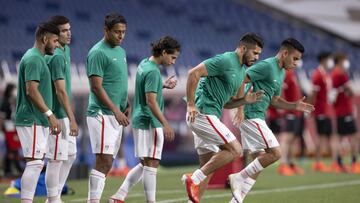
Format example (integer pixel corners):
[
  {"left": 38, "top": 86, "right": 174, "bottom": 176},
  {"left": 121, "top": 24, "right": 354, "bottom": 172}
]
[
  {"left": 191, "top": 169, "right": 206, "bottom": 185},
  {"left": 21, "top": 160, "right": 44, "bottom": 201},
  {"left": 112, "top": 163, "right": 144, "bottom": 200},
  {"left": 352, "top": 155, "right": 357, "bottom": 164},
  {"left": 88, "top": 169, "right": 106, "bottom": 203},
  {"left": 143, "top": 166, "right": 157, "bottom": 203},
  {"left": 238, "top": 158, "right": 264, "bottom": 179},
  {"left": 45, "top": 160, "right": 62, "bottom": 200},
  {"left": 58, "top": 154, "right": 76, "bottom": 196},
  {"left": 337, "top": 155, "right": 343, "bottom": 166}
]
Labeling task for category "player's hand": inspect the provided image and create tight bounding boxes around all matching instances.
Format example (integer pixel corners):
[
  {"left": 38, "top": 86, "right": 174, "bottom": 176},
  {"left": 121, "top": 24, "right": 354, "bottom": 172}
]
[
  {"left": 295, "top": 96, "right": 315, "bottom": 113},
  {"left": 69, "top": 119, "right": 79, "bottom": 137},
  {"left": 163, "top": 75, "right": 177, "bottom": 89},
  {"left": 187, "top": 104, "right": 198, "bottom": 123},
  {"left": 48, "top": 114, "right": 61, "bottom": 135},
  {"left": 114, "top": 109, "right": 129, "bottom": 126},
  {"left": 232, "top": 108, "right": 244, "bottom": 127},
  {"left": 163, "top": 123, "right": 175, "bottom": 141},
  {"left": 244, "top": 87, "right": 264, "bottom": 104},
  {"left": 124, "top": 104, "right": 131, "bottom": 118}
]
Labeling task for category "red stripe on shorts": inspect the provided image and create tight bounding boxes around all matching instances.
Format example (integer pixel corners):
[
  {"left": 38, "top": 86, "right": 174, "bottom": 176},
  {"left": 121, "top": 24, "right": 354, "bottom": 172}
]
[
  {"left": 152, "top": 129, "right": 158, "bottom": 159},
  {"left": 32, "top": 123, "right": 36, "bottom": 158},
  {"left": 54, "top": 134, "right": 59, "bottom": 160},
  {"left": 100, "top": 116, "right": 105, "bottom": 154},
  {"left": 205, "top": 116, "right": 228, "bottom": 143},
  {"left": 252, "top": 121, "right": 269, "bottom": 148}
]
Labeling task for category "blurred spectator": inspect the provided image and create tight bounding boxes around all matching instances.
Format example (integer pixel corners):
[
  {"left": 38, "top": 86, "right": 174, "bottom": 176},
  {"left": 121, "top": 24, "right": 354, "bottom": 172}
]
[
  {"left": 331, "top": 53, "right": 360, "bottom": 173},
  {"left": 0, "top": 83, "right": 23, "bottom": 177},
  {"left": 309, "top": 51, "right": 337, "bottom": 172}
]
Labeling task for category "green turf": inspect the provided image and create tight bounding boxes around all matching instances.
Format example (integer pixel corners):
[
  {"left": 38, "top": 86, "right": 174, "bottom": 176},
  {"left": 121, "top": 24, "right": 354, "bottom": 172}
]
[{"left": 1, "top": 159, "right": 360, "bottom": 203}]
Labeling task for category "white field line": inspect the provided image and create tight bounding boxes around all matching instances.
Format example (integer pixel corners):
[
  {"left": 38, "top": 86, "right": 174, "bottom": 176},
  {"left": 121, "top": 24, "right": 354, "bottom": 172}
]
[
  {"left": 157, "top": 179, "right": 360, "bottom": 203},
  {"left": 68, "top": 179, "right": 360, "bottom": 202}
]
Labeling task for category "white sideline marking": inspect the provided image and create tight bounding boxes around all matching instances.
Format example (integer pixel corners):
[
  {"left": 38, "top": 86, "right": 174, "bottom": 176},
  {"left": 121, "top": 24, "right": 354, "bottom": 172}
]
[
  {"left": 69, "top": 190, "right": 184, "bottom": 202},
  {"left": 157, "top": 179, "right": 360, "bottom": 203}
]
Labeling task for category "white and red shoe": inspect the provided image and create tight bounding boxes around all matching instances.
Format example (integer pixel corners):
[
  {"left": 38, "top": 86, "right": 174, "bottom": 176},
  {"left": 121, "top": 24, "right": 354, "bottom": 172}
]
[{"left": 182, "top": 173, "right": 199, "bottom": 203}]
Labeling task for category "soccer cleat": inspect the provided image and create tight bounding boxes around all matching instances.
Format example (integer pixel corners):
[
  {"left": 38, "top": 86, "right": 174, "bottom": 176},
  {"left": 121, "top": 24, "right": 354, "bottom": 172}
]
[
  {"left": 312, "top": 162, "right": 332, "bottom": 173},
  {"left": 228, "top": 174, "right": 243, "bottom": 203},
  {"left": 290, "top": 164, "right": 305, "bottom": 175},
  {"left": 330, "top": 162, "right": 348, "bottom": 173},
  {"left": 108, "top": 198, "right": 125, "bottom": 203},
  {"left": 351, "top": 162, "right": 360, "bottom": 174},
  {"left": 182, "top": 173, "right": 199, "bottom": 203},
  {"left": 277, "top": 164, "right": 295, "bottom": 176}
]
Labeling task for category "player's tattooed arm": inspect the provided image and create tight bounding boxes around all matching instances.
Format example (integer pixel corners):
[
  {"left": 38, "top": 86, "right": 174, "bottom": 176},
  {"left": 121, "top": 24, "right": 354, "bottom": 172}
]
[
  {"left": 26, "top": 81, "right": 61, "bottom": 134},
  {"left": 186, "top": 63, "right": 208, "bottom": 123}
]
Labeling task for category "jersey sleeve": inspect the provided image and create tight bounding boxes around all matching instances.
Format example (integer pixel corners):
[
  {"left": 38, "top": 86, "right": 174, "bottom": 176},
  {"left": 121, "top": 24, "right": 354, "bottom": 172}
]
[
  {"left": 86, "top": 50, "right": 108, "bottom": 78},
  {"left": 144, "top": 70, "right": 161, "bottom": 93},
  {"left": 24, "top": 56, "right": 43, "bottom": 82},
  {"left": 245, "top": 61, "right": 270, "bottom": 82},
  {"left": 48, "top": 55, "right": 66, "bottom": 81},
  {"left": 203, "top": 54, "right": 229, "bottom": 77}
]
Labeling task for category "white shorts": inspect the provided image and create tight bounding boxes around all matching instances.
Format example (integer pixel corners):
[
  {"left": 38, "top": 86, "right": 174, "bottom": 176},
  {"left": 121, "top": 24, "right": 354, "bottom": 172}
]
[
  {"left": 187, "top": 112, "right": 236, "bottom": 155},
  {"left": 46, "top": 118, "right": 77, "bottom": 160},
  {"left": 16, "top": 124, "right": 49, "bottom": 159},
  {"left": 133, "top": 128, "right": 164, "bottom": 160},
  {"left": 240, "top": 119, "right": 279, "bottom": 153},
  {"left": 87, "top": 115, "right": 123, "bottom": 158},
  {"left": 193, "top": 132, "right": 220, "bottom": 155}
]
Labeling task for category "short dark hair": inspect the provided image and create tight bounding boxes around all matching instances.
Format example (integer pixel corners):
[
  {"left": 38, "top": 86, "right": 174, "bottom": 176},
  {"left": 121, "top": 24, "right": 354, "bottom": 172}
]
[
  {"left": 35, "top": 22, "right": 60, "bottom": 39},
  {"left": 333, "top": 52, "right": 347, "bottom": 65},
  {"left": 317, "top": 51, "right": 332, "bottom": 62},
  {"left": 239, "top": 32, "right": 264, "bottom": 48},
  {"left": 280, "top": 38, "right": 305, "bottom": 53},
  {"left": 151, "top": 36, "right": 181, "bottom": 57},
  {"left": 48, "top": 15, "right": 70, "bottom": 26},
  {"left": 105, "top": 12, "right": 127, "bottom": 30}
]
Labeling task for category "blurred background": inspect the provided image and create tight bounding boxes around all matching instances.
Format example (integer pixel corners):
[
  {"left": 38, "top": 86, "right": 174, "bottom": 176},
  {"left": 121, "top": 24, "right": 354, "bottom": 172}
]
[{"left": 1, "top": 0, "right": 360, "bottom": 189}]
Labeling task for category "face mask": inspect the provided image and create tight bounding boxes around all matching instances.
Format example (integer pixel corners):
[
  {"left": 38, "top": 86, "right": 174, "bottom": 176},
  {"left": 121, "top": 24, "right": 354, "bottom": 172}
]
[
  {"left": 296, "top": 59, "right": 303, "bottom": 69},
  {"left": 326, "top": 58, "right": 334, "bottom": 70},
  {"left": 343, "top": 60, "right": 350, "bottom": 70}
]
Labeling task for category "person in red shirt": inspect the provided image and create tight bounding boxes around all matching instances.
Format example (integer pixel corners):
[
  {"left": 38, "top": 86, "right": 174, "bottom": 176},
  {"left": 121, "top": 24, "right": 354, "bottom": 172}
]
[
  {"left": 0, "top": 83, "right": 23, "bottom": 177},
  {"left": 277, "top": 69, "right": 305, "bottom": 176},
  {"left": 309, "top": 51, "right": 336, "bottom": 172},
  {"left": 331, "top": 53, "right": 360, "bottom": 173}
]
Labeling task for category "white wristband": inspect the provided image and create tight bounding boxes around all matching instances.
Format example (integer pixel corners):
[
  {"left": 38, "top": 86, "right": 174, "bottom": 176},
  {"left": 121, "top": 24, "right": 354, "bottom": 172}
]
[{"left": 43, "top": 110, "right": 53, "bottom": 117}]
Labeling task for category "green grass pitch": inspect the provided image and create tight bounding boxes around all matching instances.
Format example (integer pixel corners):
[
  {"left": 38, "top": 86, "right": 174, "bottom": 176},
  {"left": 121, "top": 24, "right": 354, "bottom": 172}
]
[{"left": 1, "top": 159, "right": 360, "bottom": 203}]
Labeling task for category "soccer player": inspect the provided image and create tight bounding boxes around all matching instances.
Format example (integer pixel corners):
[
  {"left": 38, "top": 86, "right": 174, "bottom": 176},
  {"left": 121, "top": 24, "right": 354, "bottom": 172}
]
[
  {"left": 229, "top": 38, "right": 314, "bottom": 203},
  {"left": 15, "top": 22, "right": 60, "bottom": 203},
  {"left": 86, "top": 13, "right": 130, "bottom": 203},
  {"left": 184, "top": 33, "right": 265, "bottom": 203},
  {"left": 309, "top": 52, "right": 337, "bottom": 172},
  {"left": 277, "top": 69, "right": 305, "bottom": 176},
  {"left": 331, "top": 53, "right": 360, "bottom": 173},
  {"left": 44, "top": 15, "right": 79, "bottom": 203},
  {"left": 110, "top": 36, "right": 181, "bottom": 203}
]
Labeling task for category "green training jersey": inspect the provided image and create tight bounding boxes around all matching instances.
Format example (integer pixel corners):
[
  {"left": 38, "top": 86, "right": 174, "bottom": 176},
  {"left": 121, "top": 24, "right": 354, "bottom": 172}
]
[
  {"left": 244, "top": 57, "right": 285, "bottom": 120},
  {"left": 86, "top": 39, "right": 128, "bottom": 116},
  {"left": 195, "top": 51, "right": 245, "bottom": 118},
  {"left": 15, "top": 48, "right": 52, "bottom": 126},
  {"left": 45, "top": 45, "right": 71, "bottom": 119},
  {"left": 132, "top": 58, "right": 164, "bottom": 129}
]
